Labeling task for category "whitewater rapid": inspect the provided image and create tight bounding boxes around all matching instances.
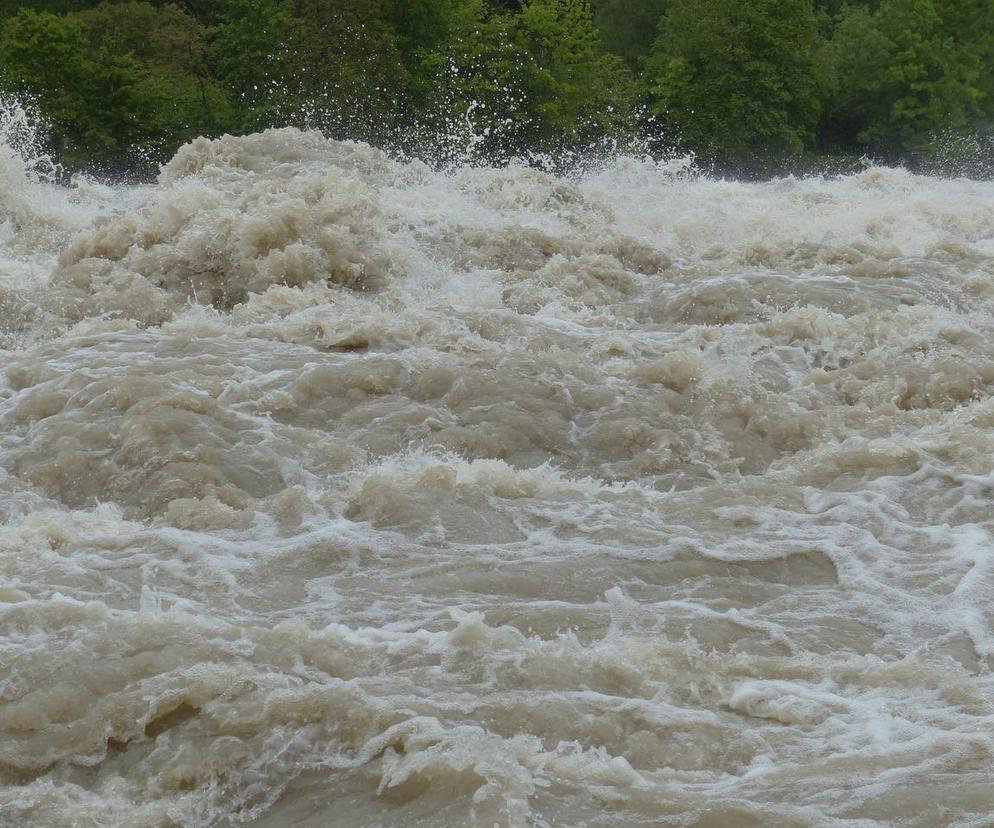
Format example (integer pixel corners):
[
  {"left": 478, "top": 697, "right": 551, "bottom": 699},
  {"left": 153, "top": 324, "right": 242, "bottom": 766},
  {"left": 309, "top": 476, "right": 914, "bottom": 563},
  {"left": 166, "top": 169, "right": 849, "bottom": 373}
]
[{"left": 1, "top": 127, "right": 993, "bottom": 827}]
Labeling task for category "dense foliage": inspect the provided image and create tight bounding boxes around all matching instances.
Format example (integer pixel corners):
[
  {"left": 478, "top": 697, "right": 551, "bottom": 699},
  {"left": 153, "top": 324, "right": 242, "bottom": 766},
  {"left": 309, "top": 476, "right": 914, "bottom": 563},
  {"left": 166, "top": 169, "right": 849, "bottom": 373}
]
[{"left": 1, "top": 0, "right": 993, "bottom": 172}]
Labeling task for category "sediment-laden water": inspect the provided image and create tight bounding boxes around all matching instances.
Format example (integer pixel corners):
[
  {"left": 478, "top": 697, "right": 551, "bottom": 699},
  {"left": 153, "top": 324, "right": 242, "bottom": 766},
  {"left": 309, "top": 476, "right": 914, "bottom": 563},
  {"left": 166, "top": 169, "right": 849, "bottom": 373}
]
[{"left": 1, "top": 127, "right": 993, "bottom": 827}]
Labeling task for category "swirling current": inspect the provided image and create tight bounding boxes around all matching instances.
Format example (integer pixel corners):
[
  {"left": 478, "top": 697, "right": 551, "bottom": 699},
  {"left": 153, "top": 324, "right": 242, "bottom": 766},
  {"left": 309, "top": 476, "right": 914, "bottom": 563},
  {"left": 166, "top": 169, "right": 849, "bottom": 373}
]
[{"left": 1, "top": 127, "right": 993, "bottom": 827}]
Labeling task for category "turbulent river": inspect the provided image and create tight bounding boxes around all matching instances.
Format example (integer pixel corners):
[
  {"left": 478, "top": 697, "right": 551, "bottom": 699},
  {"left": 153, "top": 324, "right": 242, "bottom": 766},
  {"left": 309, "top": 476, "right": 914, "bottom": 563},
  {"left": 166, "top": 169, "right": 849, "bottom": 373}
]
[{"left": 1, "top": 126, "right": 993, "bottom": 828}]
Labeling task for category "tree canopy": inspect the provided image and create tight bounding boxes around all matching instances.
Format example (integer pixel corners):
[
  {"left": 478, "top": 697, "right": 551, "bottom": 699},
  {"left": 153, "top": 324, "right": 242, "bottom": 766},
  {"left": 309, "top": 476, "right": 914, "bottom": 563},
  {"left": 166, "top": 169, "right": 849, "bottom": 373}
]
[
  {"left": 0, "top": 0, "right": 992, "bottom": 173},
  {"left": 644, "top": 0, "right": 822, "bottom": 158}
]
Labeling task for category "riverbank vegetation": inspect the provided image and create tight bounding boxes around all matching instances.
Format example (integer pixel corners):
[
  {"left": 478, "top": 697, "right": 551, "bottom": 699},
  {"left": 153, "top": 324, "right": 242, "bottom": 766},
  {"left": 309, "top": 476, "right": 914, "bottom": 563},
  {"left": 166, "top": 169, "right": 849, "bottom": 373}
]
[{"left": 1, "top": 0, "right": 992, "bottom": 174}]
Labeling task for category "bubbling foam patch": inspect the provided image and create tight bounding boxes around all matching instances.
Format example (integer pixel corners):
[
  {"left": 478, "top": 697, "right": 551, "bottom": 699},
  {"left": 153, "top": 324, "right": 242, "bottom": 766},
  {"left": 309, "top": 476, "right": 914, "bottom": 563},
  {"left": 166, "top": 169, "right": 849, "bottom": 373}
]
[{"left": 58, "top": 131, "right": 397, "bottom": 311}]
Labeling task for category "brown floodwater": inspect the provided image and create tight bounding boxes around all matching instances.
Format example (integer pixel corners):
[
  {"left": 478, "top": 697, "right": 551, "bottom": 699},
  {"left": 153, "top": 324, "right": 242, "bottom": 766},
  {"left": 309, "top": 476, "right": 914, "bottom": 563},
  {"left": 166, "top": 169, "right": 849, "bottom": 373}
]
[{"left": 1, "top": 125, "right": 993, "bottom": 827}]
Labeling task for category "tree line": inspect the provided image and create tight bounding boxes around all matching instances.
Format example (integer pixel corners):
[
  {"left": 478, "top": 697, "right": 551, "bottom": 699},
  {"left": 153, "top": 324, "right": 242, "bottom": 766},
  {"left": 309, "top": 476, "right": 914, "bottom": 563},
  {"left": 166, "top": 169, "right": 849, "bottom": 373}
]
[{"left": 1, "top": 0, "right": 992, "bottom": 174}]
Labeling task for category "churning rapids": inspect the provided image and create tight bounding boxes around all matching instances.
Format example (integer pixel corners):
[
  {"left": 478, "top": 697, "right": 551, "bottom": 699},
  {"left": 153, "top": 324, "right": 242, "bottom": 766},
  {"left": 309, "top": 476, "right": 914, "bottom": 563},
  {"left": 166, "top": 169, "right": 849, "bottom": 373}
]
[{"left": 1, "top": 124, "right": 994, "bottom": 828}]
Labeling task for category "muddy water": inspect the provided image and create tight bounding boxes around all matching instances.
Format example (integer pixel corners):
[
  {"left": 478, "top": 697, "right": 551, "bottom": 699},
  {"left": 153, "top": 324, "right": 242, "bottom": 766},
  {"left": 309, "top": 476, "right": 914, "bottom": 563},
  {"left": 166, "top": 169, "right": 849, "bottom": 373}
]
[{"left": 1, "top": 128, "right": 993, "bottom": 827}]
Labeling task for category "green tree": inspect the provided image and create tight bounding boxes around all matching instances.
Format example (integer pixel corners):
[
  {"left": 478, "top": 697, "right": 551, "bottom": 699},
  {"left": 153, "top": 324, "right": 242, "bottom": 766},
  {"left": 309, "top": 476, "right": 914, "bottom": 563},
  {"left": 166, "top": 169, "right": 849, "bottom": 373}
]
[
  {"left": 0, "top": 9, "right": 153, "bottom": 167},
  {"left": 8, "top": 0, "right": 991, "bottom": 172},
  {"left": 384, "top": 0, "right": 460, "bottom": 60},
  {"left": 0, "top": 3, "right": 234, "bottom": 170},
  {"left": 284, "top": 0, "right": 409, "bottom": 143},
  {"left": 822, "top": 0, "right": 993, "bottom": 154},
  {"left": 421, "top": 0, "right": 635, "bottom": 160},
  {"left": 214, "top": 0, "right": 298, "bottom": 132},
  {"left": 644, "top": 0, "right": 822, "bottom": 158},
  {"left": 590, "top": 0, "right": 668, "bottom": 68},
  {"left": 818, "top": 5, "right": 892, "bottom": 151},
  {"left": 79, "top": 2, "right": 230, "bottom": 149},
  {"left": 517, "top": 0, "right": 635, "bottom": 147},
  {"left": 0, "top": 0, "right": 99, "bottom": 15}
]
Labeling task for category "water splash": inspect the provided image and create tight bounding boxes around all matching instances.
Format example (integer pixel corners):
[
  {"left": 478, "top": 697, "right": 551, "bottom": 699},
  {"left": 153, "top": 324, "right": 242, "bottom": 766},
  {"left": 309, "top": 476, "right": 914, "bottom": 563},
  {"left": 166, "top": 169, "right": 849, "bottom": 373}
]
[{"left": 0, "top": 95, "right": 59, "bottom": 197}]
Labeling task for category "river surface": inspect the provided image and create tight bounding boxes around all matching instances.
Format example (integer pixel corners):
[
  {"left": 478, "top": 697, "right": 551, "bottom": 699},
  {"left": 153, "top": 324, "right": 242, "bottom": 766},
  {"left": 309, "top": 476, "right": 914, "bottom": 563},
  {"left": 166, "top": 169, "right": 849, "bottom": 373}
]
[{"left": 1, "top": 127, "right": 993, "bottom": 827}]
